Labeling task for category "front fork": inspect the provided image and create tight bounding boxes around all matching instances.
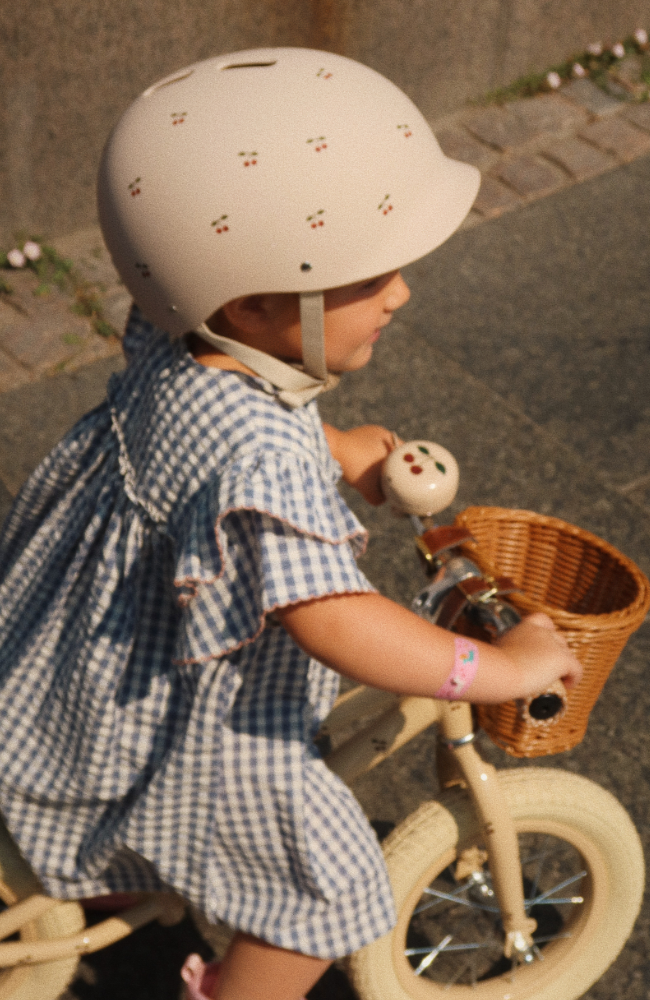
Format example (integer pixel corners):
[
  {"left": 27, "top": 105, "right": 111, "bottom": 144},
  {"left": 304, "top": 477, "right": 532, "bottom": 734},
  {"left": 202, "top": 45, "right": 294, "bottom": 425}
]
[
  {"left": 438, "top": 699, "right": 537, "bottom": 959},
  {"left": 325, "top": 688, "right": 538, "bottom": 960}
]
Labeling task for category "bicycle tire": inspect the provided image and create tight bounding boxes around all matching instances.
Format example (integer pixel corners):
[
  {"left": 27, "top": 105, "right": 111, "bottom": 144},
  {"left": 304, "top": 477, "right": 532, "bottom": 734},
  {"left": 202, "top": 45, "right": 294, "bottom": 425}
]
[
  {"left": 349, "top": 768, "right": 644, "bottom": 1000},
  {"left": 0, "top": 816, "right": 85, "bottom": 1000}
]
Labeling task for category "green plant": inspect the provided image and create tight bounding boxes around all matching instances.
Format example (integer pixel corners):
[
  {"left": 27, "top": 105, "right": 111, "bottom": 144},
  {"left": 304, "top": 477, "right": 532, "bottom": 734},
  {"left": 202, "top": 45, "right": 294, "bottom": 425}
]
[
  {"left": 1, "top": 236, "right": 116, "bottom": 338},
  {"left": 71, "top": 286, "right": 116, "bottom": 338},
  {"left": 477, "top": 32, "right": 650, "bottom": 106}
]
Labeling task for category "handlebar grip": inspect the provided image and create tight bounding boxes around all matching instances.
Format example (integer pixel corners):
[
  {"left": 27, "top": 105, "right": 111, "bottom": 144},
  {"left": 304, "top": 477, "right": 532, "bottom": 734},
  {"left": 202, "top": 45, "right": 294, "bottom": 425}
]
[{"left": 518, "top": 679, "right": 568, "bottom": 724}]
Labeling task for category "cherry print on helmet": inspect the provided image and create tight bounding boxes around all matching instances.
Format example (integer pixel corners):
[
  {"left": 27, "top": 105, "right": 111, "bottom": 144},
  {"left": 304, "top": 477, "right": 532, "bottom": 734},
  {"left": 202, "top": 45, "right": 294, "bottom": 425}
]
[
  {"left": 128, "top": 178, "right": 142, "bottom": 197},
  {"left": 135, "top": 262, "right": 151, "bottom": 278},
  {"left": 171, "top": 112, "right": 187, "bottom": 125},
  {"left": 307, "top": 210, "right": 325, "bottom": 229},
  {"left": 211, "top": 215, "right": 229, "bottom": 234},
  {"left": 98, "top": 47, "right": 480, "bottom": 341},
  {"left": 381, "top": 440, "right": 459, "bottom": 516},
  {"left": 397, "top": 124, "right": 413, "bottom": 138},
  {"left": 378, "top": 194, "right": 394, "bottom": 216}
]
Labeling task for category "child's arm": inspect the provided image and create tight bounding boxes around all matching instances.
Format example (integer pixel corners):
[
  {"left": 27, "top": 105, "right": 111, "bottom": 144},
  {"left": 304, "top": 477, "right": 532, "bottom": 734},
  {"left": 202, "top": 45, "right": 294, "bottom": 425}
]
[
  {"left": 276, "top": 592, "right": 582, "bottom": 704},
  {"left": 323, "top": 423, "right": 396, "bottom": 505}
]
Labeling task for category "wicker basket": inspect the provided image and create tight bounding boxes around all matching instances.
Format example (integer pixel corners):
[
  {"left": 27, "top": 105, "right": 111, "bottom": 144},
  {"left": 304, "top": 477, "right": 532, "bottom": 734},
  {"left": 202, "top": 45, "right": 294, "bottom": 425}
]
[{"left": 453, "top": 507, "right": 650, "bottom": 757}]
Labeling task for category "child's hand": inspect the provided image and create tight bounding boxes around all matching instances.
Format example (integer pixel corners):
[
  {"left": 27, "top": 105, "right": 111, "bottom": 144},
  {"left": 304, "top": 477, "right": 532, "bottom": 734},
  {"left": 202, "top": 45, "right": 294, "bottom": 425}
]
[
  {"left": 493, "top": 612, "right": 583, "bottom": 692},
  {"left": 323, "top": 424, "right": 399, "bottom": 505}
]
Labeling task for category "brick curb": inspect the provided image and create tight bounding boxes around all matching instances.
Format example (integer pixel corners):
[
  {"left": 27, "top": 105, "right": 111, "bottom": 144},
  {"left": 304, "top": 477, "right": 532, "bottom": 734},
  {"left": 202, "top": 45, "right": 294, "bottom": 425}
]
[
  {"left": 1, "top": 79, "right": 650, "bottom": 395},
  {"left": 433, "top": 79, "right": 650, "bottom": 227}
]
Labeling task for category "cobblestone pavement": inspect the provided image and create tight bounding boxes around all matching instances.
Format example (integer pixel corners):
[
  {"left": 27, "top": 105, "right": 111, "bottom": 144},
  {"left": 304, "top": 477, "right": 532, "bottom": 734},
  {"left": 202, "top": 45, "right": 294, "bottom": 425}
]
[
  {"left": 2, "top": 80, "right": 650, "bottom": 400},
  {"left": 449, "top": 80, "right": 650, "bottom": 223}
]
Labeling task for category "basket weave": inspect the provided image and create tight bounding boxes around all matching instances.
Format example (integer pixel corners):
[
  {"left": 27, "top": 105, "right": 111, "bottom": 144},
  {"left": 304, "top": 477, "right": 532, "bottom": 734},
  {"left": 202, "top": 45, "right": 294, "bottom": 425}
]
[{"left": 453, "top": 507, "right": 650, "bottom": 757}]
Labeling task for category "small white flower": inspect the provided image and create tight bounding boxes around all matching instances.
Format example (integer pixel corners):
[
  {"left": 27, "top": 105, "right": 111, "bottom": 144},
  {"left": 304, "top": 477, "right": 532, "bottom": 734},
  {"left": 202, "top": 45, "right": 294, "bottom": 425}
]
[
  {"left": 586, "top": 42, "right": 603, "bottom": 56},
  {"left": 572, "top": 62, "right": 587, "bottom": 78},
  {"left": 7, "top": 248, "right": 26, "bottom": 268},
  {"left": 634, "top": 28, "right": 648, "bottom": 46},
  {"left": 612, "top": 42, "right": 625, "bottom": 59},
  {"left": 22, "top": 240, "right": 42, "bottom": 262},
  {"left": 546, "top": 71, "right": 562, "bottom": 89}
]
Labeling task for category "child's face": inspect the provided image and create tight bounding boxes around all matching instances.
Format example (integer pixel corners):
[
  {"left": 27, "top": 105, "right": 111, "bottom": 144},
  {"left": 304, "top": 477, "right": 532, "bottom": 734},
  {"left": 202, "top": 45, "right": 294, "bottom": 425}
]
[
  {"left": 206, "top": 270, "right": 410, "bottom": 374},
  {"left": 320, "top": 270, "right": 411, "bottom": 372},
  {"left": 256, "top": 270, "right": 410, "bottom": 373}
]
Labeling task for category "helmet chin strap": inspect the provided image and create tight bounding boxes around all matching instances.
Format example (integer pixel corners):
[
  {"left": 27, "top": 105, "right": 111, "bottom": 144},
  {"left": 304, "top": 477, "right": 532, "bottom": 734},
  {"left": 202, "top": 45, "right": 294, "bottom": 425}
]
[
  {"left": 195, "top": 291, "right": 339, "bottom": 408},
  {"left": 298, "top": 291, "right": 327, "bottom": 381}
]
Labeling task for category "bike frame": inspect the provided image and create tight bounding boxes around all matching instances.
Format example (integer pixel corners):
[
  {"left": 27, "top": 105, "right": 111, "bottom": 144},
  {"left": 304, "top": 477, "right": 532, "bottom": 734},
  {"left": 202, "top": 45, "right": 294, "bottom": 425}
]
[{"left": 325, "top": 687, "right": 537, "bottom": 959}]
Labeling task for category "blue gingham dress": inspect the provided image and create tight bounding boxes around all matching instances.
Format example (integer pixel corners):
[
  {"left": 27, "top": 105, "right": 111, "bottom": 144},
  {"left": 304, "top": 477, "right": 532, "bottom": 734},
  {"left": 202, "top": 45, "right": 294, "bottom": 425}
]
[{"left": 0, "top": 308, "right": 395, "bottom": 958}]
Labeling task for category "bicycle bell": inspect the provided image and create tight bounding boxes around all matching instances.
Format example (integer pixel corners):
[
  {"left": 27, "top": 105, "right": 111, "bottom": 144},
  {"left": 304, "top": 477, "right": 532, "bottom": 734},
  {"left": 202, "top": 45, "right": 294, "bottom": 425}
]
[{"left": 382, "top": 440, "right": 459, "bottom": 516}]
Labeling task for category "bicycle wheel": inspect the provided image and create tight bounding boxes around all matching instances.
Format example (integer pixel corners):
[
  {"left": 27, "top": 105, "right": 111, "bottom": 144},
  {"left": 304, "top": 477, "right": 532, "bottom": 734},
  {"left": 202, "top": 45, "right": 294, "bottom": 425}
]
[
  {"left": 349, "top": 768, "right": 644, "bottom": 1000},
  {"left": 0, "top": 816, "right": 85, "bottom": 1000}
]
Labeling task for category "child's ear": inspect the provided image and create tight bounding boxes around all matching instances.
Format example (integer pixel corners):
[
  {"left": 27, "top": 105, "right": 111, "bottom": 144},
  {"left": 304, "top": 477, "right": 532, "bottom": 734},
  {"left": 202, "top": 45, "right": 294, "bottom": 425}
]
[
  {"left": 220, "top": 292, "right": 298, "bottom": 336},
  {"left": 221, "top": 295, "right": 269, "bottom": 335}
]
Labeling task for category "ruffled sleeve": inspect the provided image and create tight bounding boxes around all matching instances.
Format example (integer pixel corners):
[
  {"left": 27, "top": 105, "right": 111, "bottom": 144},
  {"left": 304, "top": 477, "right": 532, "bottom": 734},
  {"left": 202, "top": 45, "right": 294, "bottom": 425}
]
[{"left": 172, "top": 449, "right": 374, "bottom": 664}]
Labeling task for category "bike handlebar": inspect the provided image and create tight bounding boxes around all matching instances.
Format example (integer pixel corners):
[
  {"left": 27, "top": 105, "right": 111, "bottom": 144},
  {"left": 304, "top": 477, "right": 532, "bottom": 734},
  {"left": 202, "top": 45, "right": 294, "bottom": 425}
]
[{"left": 382, "top": 439, "right": 568, "bottom": 721}]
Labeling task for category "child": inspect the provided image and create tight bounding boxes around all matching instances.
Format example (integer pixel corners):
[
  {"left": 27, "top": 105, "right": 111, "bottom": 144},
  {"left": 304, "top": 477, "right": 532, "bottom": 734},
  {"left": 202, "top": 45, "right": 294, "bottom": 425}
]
[{"left": 0, "top": 49, "right": 581, "bottom": 1000}]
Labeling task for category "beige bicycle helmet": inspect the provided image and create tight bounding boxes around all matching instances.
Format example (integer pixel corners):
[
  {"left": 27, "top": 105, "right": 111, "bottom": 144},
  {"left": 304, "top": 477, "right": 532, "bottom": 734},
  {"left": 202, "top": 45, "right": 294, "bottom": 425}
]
[{"left": 98, "top": 47, "right": 479, "bottom": 404}]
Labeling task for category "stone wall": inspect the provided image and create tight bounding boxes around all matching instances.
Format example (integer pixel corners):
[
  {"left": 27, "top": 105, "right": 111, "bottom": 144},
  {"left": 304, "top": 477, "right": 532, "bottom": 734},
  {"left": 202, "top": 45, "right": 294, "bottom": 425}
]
[{"left": 2, "top": 0, "right": 649, "bottom": 243}]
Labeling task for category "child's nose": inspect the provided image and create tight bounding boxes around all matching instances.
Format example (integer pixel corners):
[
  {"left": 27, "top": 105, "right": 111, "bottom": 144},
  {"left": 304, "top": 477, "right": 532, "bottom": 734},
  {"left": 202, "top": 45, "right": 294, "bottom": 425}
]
[{"left": 384, "top": 272, "right": 411, "bottom": 311}]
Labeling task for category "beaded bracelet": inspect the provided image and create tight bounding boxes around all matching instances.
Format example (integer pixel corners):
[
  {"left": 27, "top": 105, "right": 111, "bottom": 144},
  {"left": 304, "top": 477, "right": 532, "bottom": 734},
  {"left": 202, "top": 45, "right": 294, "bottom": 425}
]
[{"left": 434, "top": 636, "right": 479, "bottom": 700}]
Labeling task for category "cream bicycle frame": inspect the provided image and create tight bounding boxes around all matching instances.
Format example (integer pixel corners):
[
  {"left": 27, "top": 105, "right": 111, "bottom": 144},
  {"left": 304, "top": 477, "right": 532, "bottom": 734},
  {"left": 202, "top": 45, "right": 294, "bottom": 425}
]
[
  {"left": 0, "top": 686, "right": 536, "bottom": 968},
  {"left": 325, "top": 687, "right": 536, "bottom": 957}
]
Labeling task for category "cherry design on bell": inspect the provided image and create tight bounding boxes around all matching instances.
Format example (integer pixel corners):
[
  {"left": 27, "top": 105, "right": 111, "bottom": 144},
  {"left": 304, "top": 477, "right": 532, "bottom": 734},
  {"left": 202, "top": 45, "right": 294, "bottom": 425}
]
[
  {"left": 171, "top": 112, "right": 187, "bottom": 126},
  {"left": 381, "top": 440, "right": 458, "bottom": 517},
  {"left": 403, "top": 445, "right": 445, "bottom": 477},
  {"left": 402, "top": 453, "right": 422, "bottom": 475},
  {"left": 378, "top": 194, "right": 394, "bottom": 216},
  {"left": 211, "top": 214, "right": 229, "bottom": 234},
  {"left": 135, "top": 262, "right": 151, "bottom": 278},
  {"left": 307, "top": 136, "right": 328, "bottom": 152},
  {"left": 128, "top": 178, "right": 142, "bottom": 197},
  {"left": 397, "top": 124, "right": 413, "bottom": 138},
  {"left": 307, "top": 209, "right": 325, "bottom": 229},
  {"left": 238, "top": 151, "right": 258, "bottom": 167},
  {"left": 316, "top": 68, "right": 333, "bottom": 79}
]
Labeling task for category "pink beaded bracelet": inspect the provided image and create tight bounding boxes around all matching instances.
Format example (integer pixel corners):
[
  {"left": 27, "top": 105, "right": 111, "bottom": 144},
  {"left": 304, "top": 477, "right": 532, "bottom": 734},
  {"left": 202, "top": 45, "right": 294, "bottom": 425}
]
[{"left": 434, "top": 636, "right": 479, "bottom": 700}]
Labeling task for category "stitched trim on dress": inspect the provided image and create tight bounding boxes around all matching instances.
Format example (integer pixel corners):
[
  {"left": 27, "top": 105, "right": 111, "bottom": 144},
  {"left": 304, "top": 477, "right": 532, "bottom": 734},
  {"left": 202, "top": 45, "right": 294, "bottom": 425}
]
[
  {"left": 173, "top": 504, "right": 369, "bottom": 601},
  {"left": 110, "top": 408, "right": 167, "bottom": 525}
]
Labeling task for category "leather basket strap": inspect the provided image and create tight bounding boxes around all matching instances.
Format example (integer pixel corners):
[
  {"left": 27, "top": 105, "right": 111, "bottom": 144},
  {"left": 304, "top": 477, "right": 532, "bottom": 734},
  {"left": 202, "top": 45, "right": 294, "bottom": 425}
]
[{"left": 420, "top": 526, "right": 475, "bottom": 559}]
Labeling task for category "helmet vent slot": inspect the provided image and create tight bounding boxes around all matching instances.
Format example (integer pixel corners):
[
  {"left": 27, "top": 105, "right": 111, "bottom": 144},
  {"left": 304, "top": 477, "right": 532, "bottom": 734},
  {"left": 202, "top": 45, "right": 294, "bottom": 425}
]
[
  {"left": 222, "top": 61, "right": 277, "bottom": 70},
  {"left": 144, "top": 71, "right": 194, "bottom": 96}
]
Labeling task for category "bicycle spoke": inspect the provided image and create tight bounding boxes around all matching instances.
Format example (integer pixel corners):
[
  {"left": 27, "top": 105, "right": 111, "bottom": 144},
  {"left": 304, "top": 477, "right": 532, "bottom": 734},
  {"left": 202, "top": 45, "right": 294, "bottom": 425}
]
[
  {"left": 405, "top": 831, "right": 589, "bottom": 987},
  {"left": 406, "top": 941, "right": 500, "bottom": 955},
  {"left": 416, "top": 886, "right": 499, "bottom": 913},
  {"left": 525, "top": 833, "right": 553, "bottom": 901},
  {"left": 527, "top": 871, "right": 587, "bottom": 907},
  {"left": 530, "top": 896, "right": 584, "bottom": 906},
  {"left": 413, "top": 879, "right": 475, "bottom": 914},
  {"left": 413, "top": 934, "right": 453, "bottom": 975}
]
